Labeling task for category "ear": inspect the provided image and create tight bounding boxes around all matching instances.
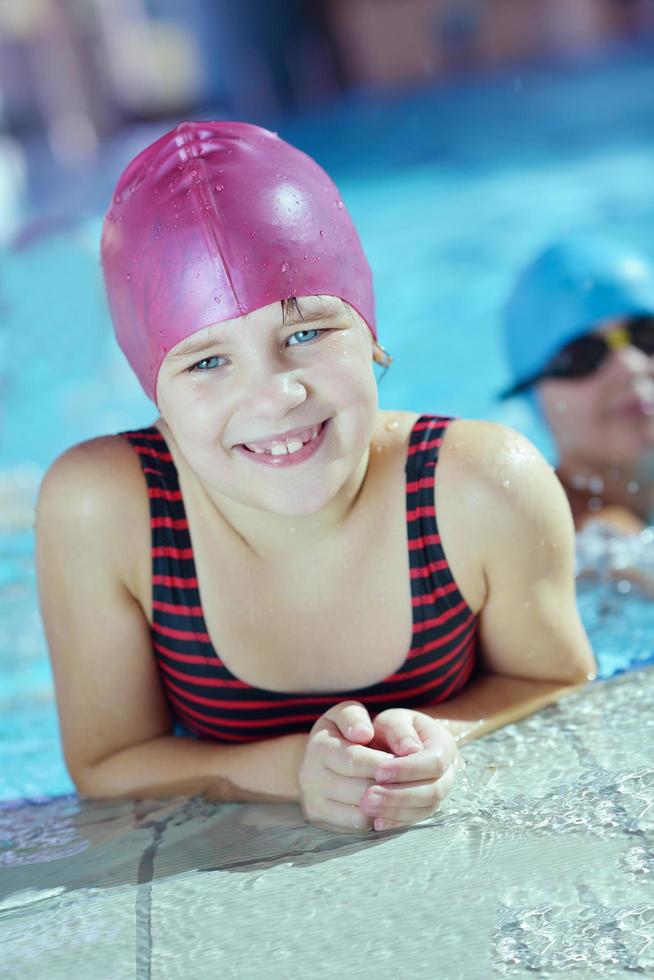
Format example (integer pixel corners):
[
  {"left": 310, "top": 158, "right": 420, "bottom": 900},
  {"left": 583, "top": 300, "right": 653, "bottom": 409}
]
[{"left": 372, "top": 343, "right": 393, "bottom": 367}]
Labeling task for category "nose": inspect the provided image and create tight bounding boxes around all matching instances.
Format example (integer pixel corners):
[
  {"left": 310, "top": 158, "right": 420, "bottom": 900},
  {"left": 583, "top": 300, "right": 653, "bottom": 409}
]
[
  {"left": 610, "top": 342, "right": 653, "bottom": 379},
  {"left": 238, "top": 361, "right": 308, "bottom": 419}
]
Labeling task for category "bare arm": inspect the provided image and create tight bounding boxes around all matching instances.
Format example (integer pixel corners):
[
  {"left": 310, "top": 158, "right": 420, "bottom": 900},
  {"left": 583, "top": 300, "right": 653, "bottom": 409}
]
[
  {"left": 431, "top": 421, "right": 597, "bottom": 738},
  {"left": 36, "top": 437, "right": 306, "bottom": 803},
  {"left": 421, "top": 673, "right": 582, "bottom": 744}
]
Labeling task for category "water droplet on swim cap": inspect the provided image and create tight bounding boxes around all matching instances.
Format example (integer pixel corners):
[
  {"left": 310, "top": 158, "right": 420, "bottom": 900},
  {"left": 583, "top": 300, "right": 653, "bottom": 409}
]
[
  {"left": 215, "top": 184, "right": 224, "bottom": 192},
  {"left": 101, "top": 120, "right": 375, "bottom": 403}
]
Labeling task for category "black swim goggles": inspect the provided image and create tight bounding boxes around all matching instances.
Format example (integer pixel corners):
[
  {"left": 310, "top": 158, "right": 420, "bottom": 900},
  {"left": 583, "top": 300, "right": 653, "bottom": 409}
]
[{"left": 499, "top": 313, "right": 654, "bottom": 399}]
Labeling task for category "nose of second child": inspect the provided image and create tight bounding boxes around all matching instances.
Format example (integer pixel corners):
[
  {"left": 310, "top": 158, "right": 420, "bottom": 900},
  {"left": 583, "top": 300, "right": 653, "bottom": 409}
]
[{"left": 609, "top": 340, "right": 654, "bottom": 398}]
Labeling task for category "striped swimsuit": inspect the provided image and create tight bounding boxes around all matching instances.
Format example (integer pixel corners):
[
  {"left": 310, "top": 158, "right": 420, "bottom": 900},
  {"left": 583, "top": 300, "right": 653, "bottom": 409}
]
[{"left": 121, "top": 416, "right": 478, "bottom": 742}]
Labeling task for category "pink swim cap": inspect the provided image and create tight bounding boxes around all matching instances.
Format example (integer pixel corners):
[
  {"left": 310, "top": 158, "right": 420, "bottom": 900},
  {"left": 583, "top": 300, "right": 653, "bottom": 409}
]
[{"left": 101, "top": 120, "right": 376, "bottom": 401}]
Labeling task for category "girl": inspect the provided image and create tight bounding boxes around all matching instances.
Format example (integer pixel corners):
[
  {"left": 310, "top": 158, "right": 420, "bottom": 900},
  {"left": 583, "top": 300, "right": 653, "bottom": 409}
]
[{"left": 36, "top": 122, "right": 594, "bottom": 834}]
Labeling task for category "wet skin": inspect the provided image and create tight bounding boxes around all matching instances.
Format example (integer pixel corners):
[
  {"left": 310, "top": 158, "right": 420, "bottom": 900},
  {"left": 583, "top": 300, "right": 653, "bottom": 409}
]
[
  {"left": 538, "top": 318, "right": 654, "bottom": 529},
  {"left": 36, "top": 296, "right": 595, "bottom": 833}
]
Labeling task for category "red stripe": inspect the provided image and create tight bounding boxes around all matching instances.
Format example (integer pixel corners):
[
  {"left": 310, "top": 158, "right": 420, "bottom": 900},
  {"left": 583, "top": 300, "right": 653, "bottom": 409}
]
[
  {"left": 142, "top": 467, "right": 161, "bottom": 476},
  {"left": 162, "top": 661, "right": 339, "bottom": 705},
  {"left": 404, "top": 630, "right": 475, "bottom": 675},
  {"left": 431, "top": 581, "right": 460, "bottom": 600},
  {"left": 152, "top": 574, "right": 198, "bottom": 588},
  {"left": 152, "top": 545, "right": 195, "bottom": 559},
  {"left": 165, "top": 650, "right": 475, "bottom": 725},
  {"left": 410, "top": 559, "right": 449, "bottom": 579},
  {"left": 131, "top": 430, "right": 164, "bottom": 441},
  {"left": 412, "top": 418, "right": 449, "bottom": 433},
  {"left": 148, "top": 487, "right": 182, "bottom": 501},
  {"left": 406, "top": 505, "right": 435, "bottom": 521},
  {"left": 165, "top": 678, "right": 332, "bottom": 724},
  {"left": 160, "top": 628, "right": 474, "bottom": 700},
  {"left": 437, "top": 645, "right": 476, "bottom": 700},
  {"left": 151, "top": 517, "right": 189, "bottom": 530},
  {"left": 405, "top": 475, "right": 435, "bottom": 493},
  {"left": 153, "top": 599, "right": 203, "bottom": 616},
  {"left": 382, "top": 641, "right": 475, "bottom": 692},
  {"left": 168, "top": 699, "right": 258, "bottom": 741},
  {"left": 415, "top": 613, "right": 475, "bottom": 654},
  {"left": 411, "top": 583, "right": 457, "bottom": 606},
  {"left": 407, "top": 437, "right": 442, "bottom": 456},
  {"left": 411, "top": 597, "right": 468, "bottom": 633},
  {"left": 133, "top": 444, "right": 173, "bottom": 461},
  {"left": 152, "top": 620, "right": 210, "bottom": 642},
  {"left": 154, "top": 639, "right": 231, "bottom": 671},
  {"left": 408, "top": 533, "right": 441, "bottom": 550}
]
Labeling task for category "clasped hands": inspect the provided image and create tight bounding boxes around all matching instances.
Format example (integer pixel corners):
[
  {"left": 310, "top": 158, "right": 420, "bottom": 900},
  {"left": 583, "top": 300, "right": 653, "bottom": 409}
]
[{"left": 299, "top": 701, "right": 460, "bottom": 833}]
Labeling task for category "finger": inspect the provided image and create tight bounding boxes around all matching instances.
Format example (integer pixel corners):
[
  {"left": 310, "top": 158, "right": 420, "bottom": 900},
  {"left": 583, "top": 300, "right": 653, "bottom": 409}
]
[
  {"left": 321, "top": 736, "right": 394, "bottom": 779},
  {"left": 307, "top": 799, "right": 373, "bottom": 834},
  {"left": 373, "top": 723, "right": 458, "bottom": 784},
  {"left": 325, "top": 701, "right": 375, "bottom": 743},
  {"left": 360, "top": 777, "right": 447, "bottom": 817},
  {"left": 323, "top": 770, "right": 374, "bottom": 806},
  {"left": 373, "top": 709, "right": 423, "bottom": 756},
  {"left": 368, "top": 773, "right": 455, "bottom": 825},
  {"left": 412, "top": 713, "right": 458, "bottom": 764},
  {"left": 373, "top": 747, "right": 450, "bottom": 784}
]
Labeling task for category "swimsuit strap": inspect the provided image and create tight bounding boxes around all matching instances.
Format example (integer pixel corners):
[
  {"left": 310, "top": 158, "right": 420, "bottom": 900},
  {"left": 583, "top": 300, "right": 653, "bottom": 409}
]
[{"left": 406, "top": 415, "right": 464, "bottom": 607}]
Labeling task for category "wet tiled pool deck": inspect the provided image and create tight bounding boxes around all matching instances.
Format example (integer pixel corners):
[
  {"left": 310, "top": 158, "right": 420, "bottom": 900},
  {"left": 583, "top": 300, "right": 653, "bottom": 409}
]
[{"left": 2, "top": 667, "right": 652, "bottom": 979}]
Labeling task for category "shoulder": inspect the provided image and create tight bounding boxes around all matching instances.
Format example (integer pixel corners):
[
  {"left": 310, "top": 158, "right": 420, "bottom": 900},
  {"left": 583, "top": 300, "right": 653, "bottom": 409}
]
[
  {"left": 438, "top": 418, "right": 575, "bottom": 570},
  {"left": 38, "top": 433, "right": 147, "bottom": 517},
  {"left": 36, "top": 434, "right": 150, "bottom": 592},
  {"left": 440, "top": 418, "right": 562, "bottom": 510}
]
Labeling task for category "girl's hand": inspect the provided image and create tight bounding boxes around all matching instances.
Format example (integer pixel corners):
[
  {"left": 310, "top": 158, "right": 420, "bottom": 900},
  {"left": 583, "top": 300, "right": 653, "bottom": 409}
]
[
  {"left": 359, "top": 708, "right": 460, "bottom": 832},
  {"left": 298, "top": 701, "right": 395, "bottom": 832}
]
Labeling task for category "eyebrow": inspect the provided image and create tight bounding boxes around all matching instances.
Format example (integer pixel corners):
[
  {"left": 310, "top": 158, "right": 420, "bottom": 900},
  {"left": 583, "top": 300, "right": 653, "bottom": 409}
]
[
  {"left": 169, "top": 300, "right": 343, "bottom": 360},
  {"left": 282, "top": 303, "right": 341, "bottom": 327},
  {"left": 168, "top": 331, "right": 229, "bottom": 361}
]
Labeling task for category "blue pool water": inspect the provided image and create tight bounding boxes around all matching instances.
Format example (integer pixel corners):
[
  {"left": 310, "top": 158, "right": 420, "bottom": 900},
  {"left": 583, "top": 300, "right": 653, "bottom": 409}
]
[{"left": 1, "top": 47, "right": 654, "bottom": 803}]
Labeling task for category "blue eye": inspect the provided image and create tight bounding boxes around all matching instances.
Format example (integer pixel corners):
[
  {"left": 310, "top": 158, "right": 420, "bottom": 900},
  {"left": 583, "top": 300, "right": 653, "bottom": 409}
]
[
  {"left": 287, "top": 328, "right": 320, "bottom": 346},
  {"left": 190, "top": 355, "right": 226, "bottom": 372}
]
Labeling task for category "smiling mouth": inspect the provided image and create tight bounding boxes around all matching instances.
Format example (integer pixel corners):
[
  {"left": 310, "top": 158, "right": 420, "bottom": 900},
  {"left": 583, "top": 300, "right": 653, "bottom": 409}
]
[{"left": 238, "top": 421, "right": 326, "bottom": 457}]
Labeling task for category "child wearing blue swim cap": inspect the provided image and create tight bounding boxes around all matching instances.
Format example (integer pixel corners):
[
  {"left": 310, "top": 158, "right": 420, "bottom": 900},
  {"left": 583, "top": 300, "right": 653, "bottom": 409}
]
[{"left": 501, "top": 237, "right": 654, "bottom": 531}]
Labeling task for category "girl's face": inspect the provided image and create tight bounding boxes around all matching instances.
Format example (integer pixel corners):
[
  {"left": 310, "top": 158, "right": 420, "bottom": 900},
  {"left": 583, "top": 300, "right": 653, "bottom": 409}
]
[
  {"left": 156, "top": 296, "right": 379, "bottom": 517},
  {"left": 538, "top": 320, "right": 654, "bottom": 467}
]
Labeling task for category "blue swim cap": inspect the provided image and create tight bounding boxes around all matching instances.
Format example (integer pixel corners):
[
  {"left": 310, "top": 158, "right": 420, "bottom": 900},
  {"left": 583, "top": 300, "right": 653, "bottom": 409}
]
[{"left": 502, "top": 237, "right": 654, "bottom": 393}]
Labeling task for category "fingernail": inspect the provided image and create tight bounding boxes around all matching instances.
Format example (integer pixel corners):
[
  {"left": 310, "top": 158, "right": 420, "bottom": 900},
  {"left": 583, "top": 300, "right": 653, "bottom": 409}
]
[
  {"left": 366, "top": 790, "right": 383, "bottom": 809},
  {"left": 374, "top": 818, "right": 387, "bottom": 832},
  {"left": 398, "top": 738, "right": 422, "bottom": 754},
  {"left": 347, "top": 724, "right": 373, "bottom": 740}
]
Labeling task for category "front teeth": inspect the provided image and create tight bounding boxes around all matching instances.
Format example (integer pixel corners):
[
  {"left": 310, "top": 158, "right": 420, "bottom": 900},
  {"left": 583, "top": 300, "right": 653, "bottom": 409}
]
[
  {"left": 244, "top": 423, "right": 322, "bottom": 456},
  {"left": 268, "top": 425, "right": 320, "bottom": 456},
  {"left": 271, "top": 438, "right": 306, "bottom": 456}
]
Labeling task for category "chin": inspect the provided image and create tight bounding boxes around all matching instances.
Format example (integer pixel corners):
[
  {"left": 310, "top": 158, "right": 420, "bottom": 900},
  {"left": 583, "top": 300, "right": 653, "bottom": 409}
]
[{"left": 251, "top": 485, "right": 337, "bottom": 519}]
